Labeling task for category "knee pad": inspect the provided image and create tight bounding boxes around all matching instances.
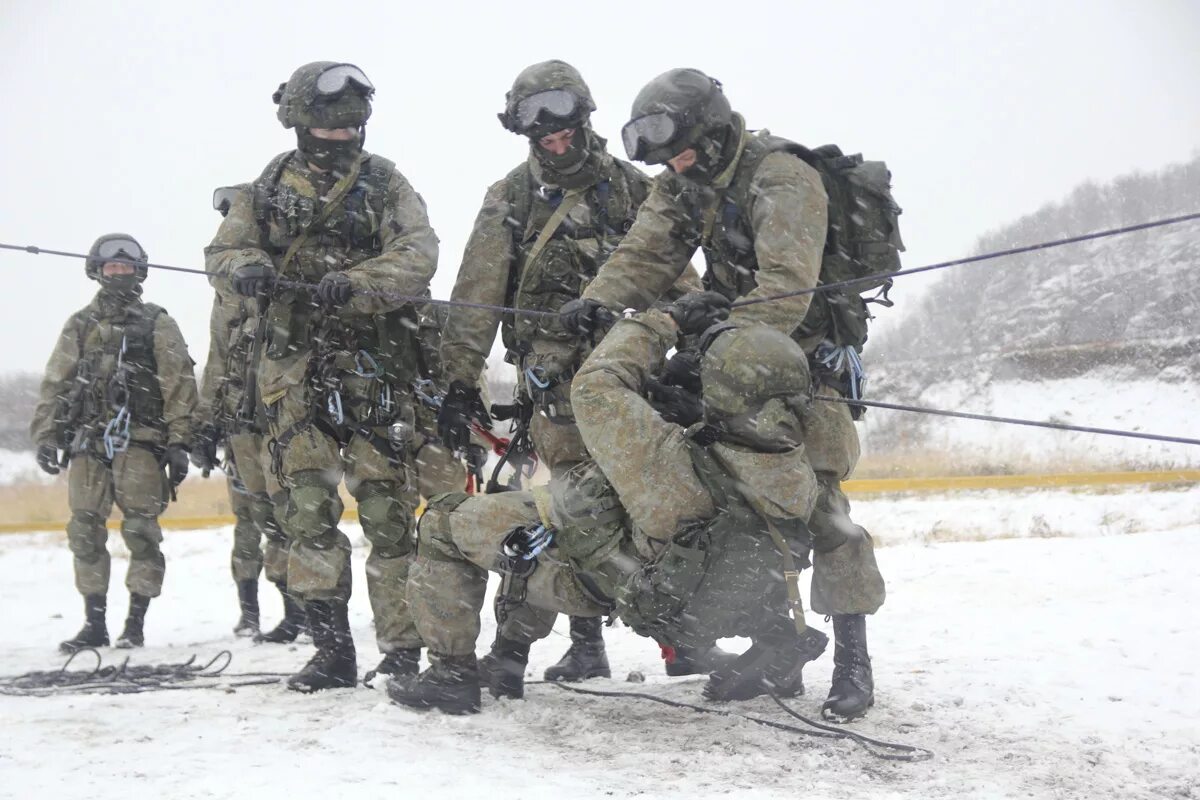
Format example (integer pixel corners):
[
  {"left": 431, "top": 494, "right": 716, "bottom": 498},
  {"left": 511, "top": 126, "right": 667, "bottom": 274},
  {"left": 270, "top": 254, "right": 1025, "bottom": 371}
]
[
  {"left": 356, "top": 481, "right": 415, "bottom": 559},
  {"left": 67, "top": 512, "right": 107, "bottom": 562},
  {"left": 416, "top": 492, "right": 471, "bottom": 562},
  {"left": 121, "top": 515, "right": 163, "bottom": 560}
]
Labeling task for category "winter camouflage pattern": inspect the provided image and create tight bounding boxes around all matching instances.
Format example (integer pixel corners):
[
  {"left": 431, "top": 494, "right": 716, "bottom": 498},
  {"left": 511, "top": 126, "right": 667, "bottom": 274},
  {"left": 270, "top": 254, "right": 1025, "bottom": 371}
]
[
  {"left": 32, "top": 289, "right": 197, "bottom": 598},
  {"left": 206, "top": 148, "right": 437, "bottom": 654}
]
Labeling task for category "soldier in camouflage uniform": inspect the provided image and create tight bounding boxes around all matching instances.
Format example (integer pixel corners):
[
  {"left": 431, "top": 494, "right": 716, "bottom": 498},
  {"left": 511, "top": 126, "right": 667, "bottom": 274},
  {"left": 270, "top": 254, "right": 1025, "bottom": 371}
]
[
  {"left": 32, "top": 234, "right": 198, "bottom": 653},
  {"left": 192, "top": 186, "right": 300, "bottom": 642},
  {"left": 561, "top": 68, "right": 887, "bottom": 722},
  {"left": 410, "top": 302, "right": 471, "bottom": 499},
  {"left": 436, "top": 60, "right": 717, "bottom": 693},
  {"left": 206, "top": 62, "right": 438, "bottom": 692},
  {"left": 389, "top": 301, "right": 828, "bottom": 714}
]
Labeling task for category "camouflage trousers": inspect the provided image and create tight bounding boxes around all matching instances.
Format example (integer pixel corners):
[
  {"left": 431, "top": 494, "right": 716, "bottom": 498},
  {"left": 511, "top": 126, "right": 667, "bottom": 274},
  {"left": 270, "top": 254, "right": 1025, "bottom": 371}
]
[
  {"left": 66, "top": 447, "right": 167, "bottom": 598},
  {"left": 226, "top": 432, "right": 288, "bottom": 584},
  {"left": 411, "top": 401, "right": 465, "bottom": 499},
  {"left": 489, "top": 409, "right": 596, "bottom": 644},
  {"left": 805, "top": 390, "right": 886, "bottom": 615},
  {"left": 268, "top": 380, "right": 421, "bottom": 654},
  {"left": 409, "top": 491, "right": 608, "bottom": 657}
]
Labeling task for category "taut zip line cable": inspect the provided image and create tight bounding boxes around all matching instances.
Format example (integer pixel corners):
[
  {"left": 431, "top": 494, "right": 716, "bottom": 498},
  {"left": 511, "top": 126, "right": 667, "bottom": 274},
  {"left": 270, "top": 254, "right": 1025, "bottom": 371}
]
[
  {"left": 3, "top": 212, "right": 1198, "bottom": 447},
  {"left": 3, "top": 211, "right": 1198, "bottom": 317}
]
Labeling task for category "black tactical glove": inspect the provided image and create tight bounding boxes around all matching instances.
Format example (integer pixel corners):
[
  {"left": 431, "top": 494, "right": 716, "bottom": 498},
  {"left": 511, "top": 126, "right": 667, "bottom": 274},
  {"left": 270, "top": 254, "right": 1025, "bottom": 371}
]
[
  {"left": 316, "top": 271, "right": 353, "bottom": 307},
  {"left": 646, "top": 376, "right": 705, "bottom": 427},
  {"left": 437, "top": 381, "right": 492, "bottom": 452},
  {"left": 667, "top": 291, "right": 732, "bottom": 337},
  {"left": 163, "top": 443, "right": 190, "bottom": 489},
  {"left": 659, "top": 349, "right": 703, "bottom": 395},
  {"left": 190, "top": 423, "right": 220, "bottom": 474},
  {"left": 232, "top": 263, "right": 276, "bottom": 297},
  {"left": 559, "top": 298, "right": 614, "bottom": 337},
  {"left": 36, "top": 444, "right": 61, "bottom": 476}
]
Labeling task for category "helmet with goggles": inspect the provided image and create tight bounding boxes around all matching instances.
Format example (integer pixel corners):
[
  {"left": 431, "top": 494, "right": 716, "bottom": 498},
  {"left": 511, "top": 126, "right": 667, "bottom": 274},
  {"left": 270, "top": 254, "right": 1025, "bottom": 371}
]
[
  {"left": 621, "top": 68, "right": 732, "bottom": 165},
  {"left": 85, "top": 233, "right": 149, "bottom": 282},
  {"left": 499, "top": 60, "right": 596, "bottom": 139},
  {"left": 273, "top": 61, "right": 375, "bottom": 130}
]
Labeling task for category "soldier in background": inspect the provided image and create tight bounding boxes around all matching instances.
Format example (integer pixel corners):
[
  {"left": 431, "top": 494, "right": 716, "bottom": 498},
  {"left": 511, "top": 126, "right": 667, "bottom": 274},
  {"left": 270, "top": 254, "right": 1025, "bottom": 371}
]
[
  {"left": 192, "top": 186, "right": 300, "bottom": 642},
  {"left": 32, "top": 233, "right": 197, "bottom": 653}
]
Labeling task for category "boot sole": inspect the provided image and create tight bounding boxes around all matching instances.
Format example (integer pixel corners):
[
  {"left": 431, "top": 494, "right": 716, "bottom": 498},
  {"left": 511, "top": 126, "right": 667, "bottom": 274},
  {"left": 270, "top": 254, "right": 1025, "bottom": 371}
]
[
  {"left": 821, "top": 694, "right": 875, "bottom": 723},
  {"left": 286, "top": 676, "right": 357, "bottom": 693},
  {"left": 543, "top": 668, "right": 611, "bottom": 682},
  {"left": 387, "top": 684, "right": 480, "bottom": 714}
]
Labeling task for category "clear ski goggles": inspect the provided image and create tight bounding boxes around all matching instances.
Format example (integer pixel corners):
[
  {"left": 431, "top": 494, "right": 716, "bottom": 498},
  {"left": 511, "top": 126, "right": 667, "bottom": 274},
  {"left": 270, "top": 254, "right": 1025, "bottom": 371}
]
[
  {"left": 212, "top": 186, "right": 240, "bottom": 215},
  {"left": 508, "top": 89, "right": 581, "bottom": 133},
  {"left": 315, "top": 64, "right": 375, "bottom": 98},
  {"left": 95, "top": 237, "right": 146, "bottom": 263},
  {"left": 621, "top": 112, "right": 679, "bottom": 161}
]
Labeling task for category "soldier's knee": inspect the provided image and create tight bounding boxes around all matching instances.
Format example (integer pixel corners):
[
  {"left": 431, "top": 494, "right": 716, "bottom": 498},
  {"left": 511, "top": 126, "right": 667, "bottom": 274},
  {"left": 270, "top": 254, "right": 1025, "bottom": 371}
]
[
  {"left": 67, "top": 512, "right": 107, "bottom": 562},
  {"left": 284, "top": 470, "right": 341, "bottom": 542},
  {"left": 416, "top": 492, "right": 471, "bottom": 562},
  {"left": 121, "top": 515, "right": 163, "bottom": 560}
]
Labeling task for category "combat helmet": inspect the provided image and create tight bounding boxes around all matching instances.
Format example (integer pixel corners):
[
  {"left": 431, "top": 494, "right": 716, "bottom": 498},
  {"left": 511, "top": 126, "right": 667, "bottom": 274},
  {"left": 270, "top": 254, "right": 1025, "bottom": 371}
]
[
  {"left": 699, "top": 324, "right": 811, "bottom": 449},
  {"left": 498, "top": 59, "right": 597, "bottom": 139},
  {"left": 620, "top": 68, "right": 732, "bottom": 166},
  {"left": 273, "top": 61, "right": 374, "bottom": 130},
  {"left": 85, "top": 233, "right": 149, "bottom": 283}
]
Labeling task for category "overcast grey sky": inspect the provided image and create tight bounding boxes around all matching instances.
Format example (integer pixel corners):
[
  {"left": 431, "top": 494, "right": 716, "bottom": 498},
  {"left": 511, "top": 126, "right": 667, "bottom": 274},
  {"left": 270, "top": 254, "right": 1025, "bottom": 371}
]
[{"left": 1, "top": 0, "right": 1197, "bottom": 374}]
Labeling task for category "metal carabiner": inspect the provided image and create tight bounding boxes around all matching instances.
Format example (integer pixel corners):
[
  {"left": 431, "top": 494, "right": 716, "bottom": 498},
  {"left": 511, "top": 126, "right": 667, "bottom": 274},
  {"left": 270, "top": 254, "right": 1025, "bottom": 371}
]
[
  {"left": 377, "top": 381, "right": 394, "bottom": 416},
  {"left": 524, "top": 366, "right": 551, "bottom": 390},
  {"left": 103, "top": 406, "right": 131, "bottom": 460},
  {"left": 354, "top": 350, "right": 380, "bottom": 379},
  {"left": 327, "top": 390, "right": 345, "bottom": 425}
]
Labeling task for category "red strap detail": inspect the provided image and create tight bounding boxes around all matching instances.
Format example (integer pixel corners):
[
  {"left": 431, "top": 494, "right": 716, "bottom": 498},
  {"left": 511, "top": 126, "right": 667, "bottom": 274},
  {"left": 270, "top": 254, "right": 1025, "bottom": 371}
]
[{"left": 660, "top": 644, "right": 677, "bottom": 664}]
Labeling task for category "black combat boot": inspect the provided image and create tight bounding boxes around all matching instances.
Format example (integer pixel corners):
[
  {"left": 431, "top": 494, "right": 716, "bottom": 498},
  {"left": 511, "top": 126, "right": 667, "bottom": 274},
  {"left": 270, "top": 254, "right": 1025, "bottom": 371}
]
[
  {"left": 822, "top": 614, "right": 874, "bottom": 722},
  {"left": 663, "top": 643, "right": 740, "bottom": 677},
  {"left": 387, "top": 653, "right": 481, "bottom": 715},
  {"left": 485, "top": 637, "right": 530, "bottom": 700},
  {"left": 255, "top": 582, "right": 305, "bottom": 644},
  {"left": 114, "top": 593, "right": 150, "bottom": 649},
  {"left": 543, "top": 616, "right": 611, "bottom": 682},
  {"left": 233, "top": 579, "right": 260, "bottom": 638},
  {"left": 286, "top": 599, "right": 357, "bottom": 692},
  {"left": 59, "top": 594, "right": 109, "bottom": 654},
  {"left": 364, "top": 648, "right": 421, "bottom": 683},
  {"left": 704, "top": 620, "right": 828, "bottom": 702}
]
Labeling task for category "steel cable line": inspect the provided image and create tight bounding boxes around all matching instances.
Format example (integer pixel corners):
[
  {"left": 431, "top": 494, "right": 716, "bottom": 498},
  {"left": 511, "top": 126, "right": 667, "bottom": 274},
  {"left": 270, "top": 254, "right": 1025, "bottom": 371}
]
[
  {"left": 820, "top": 396, "right": 1200, "bottom": 447},
  {"left": 4, "top": 211, "right": 1198, "bottom": 317}
]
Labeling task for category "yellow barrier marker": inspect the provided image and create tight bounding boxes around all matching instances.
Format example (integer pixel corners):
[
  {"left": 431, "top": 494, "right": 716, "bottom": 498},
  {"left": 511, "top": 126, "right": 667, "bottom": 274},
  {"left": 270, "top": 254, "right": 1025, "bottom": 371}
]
[{"left": 1, "top": 472, "right": 1195, "bottom": 534}]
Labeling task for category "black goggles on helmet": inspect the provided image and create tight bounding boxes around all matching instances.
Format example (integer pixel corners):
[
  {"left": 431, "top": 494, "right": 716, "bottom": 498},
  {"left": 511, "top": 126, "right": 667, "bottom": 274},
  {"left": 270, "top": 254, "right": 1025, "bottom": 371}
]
[
  {"left": 212, "top": 187, "right": 240, "bottom": 216},
  {"left": 621, "top": 112, "right": 679, "bottom": 162},
  {"left": 503, "top": 89, "right": 581, "bottom": 134},
  {"left": 315, "top": 64, "right": 375, "bottom": 98},
  {"left": 95, "top": 237, "right": 147, "bottom": 263}
]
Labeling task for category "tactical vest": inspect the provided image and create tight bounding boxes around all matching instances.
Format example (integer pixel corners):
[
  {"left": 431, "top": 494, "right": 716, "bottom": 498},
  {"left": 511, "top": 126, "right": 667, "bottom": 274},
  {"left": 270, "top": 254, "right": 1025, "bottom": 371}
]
[
  {"left": 248, "top": 150, "right": 419, "bottom": 392},
  {"left": 212, "top": 297, "right": 265, "bottom": 433},
  {"left": 501, "top": 159, "right": 650, "bottom": 355},
  {"left": 61, "top": 301, "right": 167, "bottom": 448},
  {"left": 699, "top": 133, "right": 905, "bottom": 352}
]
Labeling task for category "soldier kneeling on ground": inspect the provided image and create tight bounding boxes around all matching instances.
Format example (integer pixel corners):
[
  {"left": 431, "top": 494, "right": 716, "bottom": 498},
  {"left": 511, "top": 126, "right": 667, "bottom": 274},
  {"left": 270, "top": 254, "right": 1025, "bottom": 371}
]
[{"left": 388, "top": 293, "right": 828, "bottom": 714}]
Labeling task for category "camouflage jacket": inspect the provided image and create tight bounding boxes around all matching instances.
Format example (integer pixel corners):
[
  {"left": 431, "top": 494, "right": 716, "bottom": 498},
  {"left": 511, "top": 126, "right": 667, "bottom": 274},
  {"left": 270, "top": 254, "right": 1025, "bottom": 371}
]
[
  {"left": 31, "top": 291, "right": 198, "bottom": 450},
  {"left": 571, "top": 310, "right": 817, "bottom": 559},
  {"left": 582, "top": 118, "right": 828, "bottom": 344},
  {"left": 204, "top": 150, "right": 438, "bottom": 399},
  {"left": 439, "top": 150, "right": 700, "bottom": 389},
  {"left": 196, "top": 290, "right": 262, "bottom": 434}
]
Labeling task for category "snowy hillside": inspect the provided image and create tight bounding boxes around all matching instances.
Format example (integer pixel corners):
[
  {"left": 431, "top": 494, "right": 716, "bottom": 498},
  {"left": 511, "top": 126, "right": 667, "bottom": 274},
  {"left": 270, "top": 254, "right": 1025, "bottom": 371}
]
[
  {"left": 1, "top": 485, "right": 1197, "bottom": 799},
  {"left": 864, "top": 157, "right": 1200, "bottom": 470}
]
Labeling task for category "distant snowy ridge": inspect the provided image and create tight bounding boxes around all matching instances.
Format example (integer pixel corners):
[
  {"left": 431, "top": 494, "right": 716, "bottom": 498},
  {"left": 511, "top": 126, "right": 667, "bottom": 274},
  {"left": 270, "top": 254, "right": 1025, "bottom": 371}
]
[{"left": 864, "top": 156, "right": 1200, "bottom": 469}]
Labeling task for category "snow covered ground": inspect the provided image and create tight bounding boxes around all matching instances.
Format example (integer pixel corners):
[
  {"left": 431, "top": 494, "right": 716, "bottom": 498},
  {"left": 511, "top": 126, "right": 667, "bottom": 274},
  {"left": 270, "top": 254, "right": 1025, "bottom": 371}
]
[{"left": 1, "top": 484, "right": 1197, "bottom": 799}]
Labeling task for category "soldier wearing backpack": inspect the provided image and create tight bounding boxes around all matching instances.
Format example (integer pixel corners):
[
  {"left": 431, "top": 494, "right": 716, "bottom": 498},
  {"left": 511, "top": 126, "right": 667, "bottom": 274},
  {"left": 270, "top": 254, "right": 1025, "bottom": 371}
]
[
  {"left": 435, "top": 61, "right": 725, "bottom": 696},
  {"left": 561, "top": 68, "right": 896, "bottom": 722},
  {"left": 206, "top": 61, "right": 438, "bottom": 692},
  {"left": 31, "top": 233, "right": 198, "bottom": 653},
  {"left": 192, "top": 185, "right": 300, "bottom": 643}
]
